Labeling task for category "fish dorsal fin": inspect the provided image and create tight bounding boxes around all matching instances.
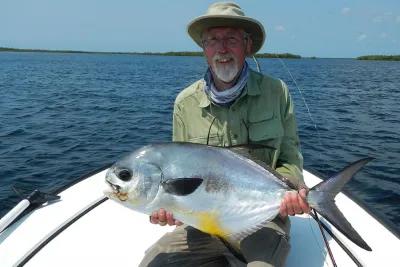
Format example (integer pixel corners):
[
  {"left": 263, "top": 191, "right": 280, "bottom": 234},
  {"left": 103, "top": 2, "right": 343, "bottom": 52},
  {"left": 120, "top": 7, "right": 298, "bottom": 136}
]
[
  {"left": 161, "top": 178, "right": 203, "bottom": 196},
  {"left": 226, "top": 145, "right": 297, "bottom": 190},
  {"left": 227, "top": 145, "right": 274, "bottom": 170}
]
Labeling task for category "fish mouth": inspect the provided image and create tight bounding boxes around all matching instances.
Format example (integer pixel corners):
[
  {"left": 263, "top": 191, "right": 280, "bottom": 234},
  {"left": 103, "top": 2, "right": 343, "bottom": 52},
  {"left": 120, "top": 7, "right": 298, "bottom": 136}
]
[
  {"left": 106, "top": 180, "right": 121, "bottom": 192},
  {"left": 116, "top": 192, "right": 129, "bottom": 202},
  {"left": 106, "top": 180, "right": 129, "bottom": 202}
]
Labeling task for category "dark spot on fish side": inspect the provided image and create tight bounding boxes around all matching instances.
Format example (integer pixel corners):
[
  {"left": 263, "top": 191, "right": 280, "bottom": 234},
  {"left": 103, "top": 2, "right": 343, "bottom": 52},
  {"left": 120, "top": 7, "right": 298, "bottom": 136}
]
[
  {"left": 118, "top": 169, "right": 132, "bottom": 181},
  {"left": 205, "top": 176, "right": 230, "bottom": 193}
]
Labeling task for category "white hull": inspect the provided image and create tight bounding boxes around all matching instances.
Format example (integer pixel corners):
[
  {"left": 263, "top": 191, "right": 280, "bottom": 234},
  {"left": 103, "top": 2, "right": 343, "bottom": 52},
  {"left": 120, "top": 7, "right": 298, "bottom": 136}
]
[{"left": 0, "top": 168, "right": 398, "bottom": 266}]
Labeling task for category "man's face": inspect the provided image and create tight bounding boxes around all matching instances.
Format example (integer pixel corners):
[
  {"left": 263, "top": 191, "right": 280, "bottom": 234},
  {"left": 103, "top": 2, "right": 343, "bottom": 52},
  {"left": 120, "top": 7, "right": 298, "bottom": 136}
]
[{"left": 202, "top": 27, "right": 252, "bottom": 84}]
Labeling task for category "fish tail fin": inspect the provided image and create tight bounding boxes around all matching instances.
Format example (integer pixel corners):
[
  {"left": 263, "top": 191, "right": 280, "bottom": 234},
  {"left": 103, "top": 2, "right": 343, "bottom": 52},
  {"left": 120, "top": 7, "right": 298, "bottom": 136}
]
[{"left": 307, "top": 157, "right": 373, "bottom": 251}]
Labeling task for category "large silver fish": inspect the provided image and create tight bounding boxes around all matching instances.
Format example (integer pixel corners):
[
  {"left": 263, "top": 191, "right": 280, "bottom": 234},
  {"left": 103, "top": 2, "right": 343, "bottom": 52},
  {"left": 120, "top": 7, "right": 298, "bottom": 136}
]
[{"left": 104, "top": 142, "right": 371, "bottom": 251}]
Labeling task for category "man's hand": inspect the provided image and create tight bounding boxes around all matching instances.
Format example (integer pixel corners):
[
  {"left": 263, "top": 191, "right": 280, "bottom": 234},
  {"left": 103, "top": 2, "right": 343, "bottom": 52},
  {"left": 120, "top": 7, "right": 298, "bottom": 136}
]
[
  {"left": 150, "top": 208, "right": 183, "bottom": 226},
  {"left": 279, "top": 188, "right": 310, "bottom": 218}
]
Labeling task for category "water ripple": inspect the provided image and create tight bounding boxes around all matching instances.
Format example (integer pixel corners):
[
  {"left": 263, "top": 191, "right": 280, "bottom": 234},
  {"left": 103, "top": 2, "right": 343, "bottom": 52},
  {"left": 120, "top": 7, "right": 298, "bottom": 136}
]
[{"left": 0, "top": 53, "right": 399, "bottom": 234}]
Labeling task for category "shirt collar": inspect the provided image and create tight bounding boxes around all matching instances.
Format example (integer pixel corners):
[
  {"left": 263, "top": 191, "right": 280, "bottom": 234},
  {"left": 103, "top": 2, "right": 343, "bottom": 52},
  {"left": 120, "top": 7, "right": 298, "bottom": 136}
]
[
  {"left": 246, "top": 69, "right": 261, "bottom": 96},
  {"left": 198, "top": 80, "right": 211, "bottom": 108}
]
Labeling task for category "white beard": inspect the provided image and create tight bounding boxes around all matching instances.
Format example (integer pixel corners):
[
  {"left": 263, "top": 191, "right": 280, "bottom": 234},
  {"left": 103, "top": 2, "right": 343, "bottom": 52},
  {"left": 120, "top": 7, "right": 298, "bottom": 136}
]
[{"left": 211, "top": 54, "right": 240, "bottom": 83}]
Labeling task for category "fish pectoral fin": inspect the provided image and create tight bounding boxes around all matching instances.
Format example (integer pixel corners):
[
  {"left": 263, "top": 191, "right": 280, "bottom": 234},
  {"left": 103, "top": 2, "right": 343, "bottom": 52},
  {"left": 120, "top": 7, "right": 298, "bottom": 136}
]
[{"left": 161, "top": 178, "right": 203, "bottom": 196}]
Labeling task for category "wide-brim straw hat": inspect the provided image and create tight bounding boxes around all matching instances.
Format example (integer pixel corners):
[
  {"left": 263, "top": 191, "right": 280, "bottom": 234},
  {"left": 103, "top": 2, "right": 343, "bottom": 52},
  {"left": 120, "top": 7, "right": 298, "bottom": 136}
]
[{"left": 187, "top": 2, "right": 266, "bottom": 55}]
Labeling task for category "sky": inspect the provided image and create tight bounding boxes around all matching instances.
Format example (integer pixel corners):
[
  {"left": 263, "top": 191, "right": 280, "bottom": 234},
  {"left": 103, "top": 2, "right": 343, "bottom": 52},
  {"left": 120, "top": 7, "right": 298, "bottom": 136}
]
[{"left": 1, "top": 0, "right": 399, "bottom": 58}]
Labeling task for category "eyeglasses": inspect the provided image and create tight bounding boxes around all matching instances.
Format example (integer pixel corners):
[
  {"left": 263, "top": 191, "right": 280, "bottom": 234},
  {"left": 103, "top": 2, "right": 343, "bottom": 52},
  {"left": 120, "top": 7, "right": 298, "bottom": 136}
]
[{"left": 202, "top": 34, "right": 249, "bottom": 48}]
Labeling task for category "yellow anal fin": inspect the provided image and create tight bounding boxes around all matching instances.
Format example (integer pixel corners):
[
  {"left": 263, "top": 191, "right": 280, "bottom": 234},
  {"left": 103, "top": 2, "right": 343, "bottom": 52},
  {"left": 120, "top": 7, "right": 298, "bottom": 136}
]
[{"left": 196, "top": 212, "right": 229, "bottom": 238}]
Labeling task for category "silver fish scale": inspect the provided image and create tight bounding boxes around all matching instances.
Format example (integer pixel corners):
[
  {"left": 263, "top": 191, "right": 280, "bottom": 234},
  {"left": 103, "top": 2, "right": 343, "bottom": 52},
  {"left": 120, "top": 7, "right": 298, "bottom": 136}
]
[
  {"left": 156, "top": 143, "right": 289, "bottom": 194},
  {"left": 141, "top": 143, "right": 290, "bottom": 226}
]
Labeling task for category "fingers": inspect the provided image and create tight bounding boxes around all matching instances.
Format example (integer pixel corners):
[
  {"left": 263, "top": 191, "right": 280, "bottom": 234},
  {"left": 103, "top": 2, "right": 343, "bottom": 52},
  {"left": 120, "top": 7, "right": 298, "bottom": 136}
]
[
  {"left": 286, "top": 191, "right": 298, "bottom": 215},
  {"left": 158, "top": 208, "right": 167, "bottom": 226},
  {"left": 149, "top": 208, "right": 181, "bottom": 226},
  {"left": 279, "top": 201, "right": 287, "bottom": 218},
  {"left": 280, "top": 190, "right": 311, "bottom": 218},
  {"left": 166, "top": 211, "right": 175, "bottom": 226},
  {"left": 150, "top": 210, "right": 161, "bottom": 224},
  {"left": 298, "top": 188, "right": 311, "bottom": 213},
  {"left": 149, "top": 208, "right": 165, "bottom": 225}
]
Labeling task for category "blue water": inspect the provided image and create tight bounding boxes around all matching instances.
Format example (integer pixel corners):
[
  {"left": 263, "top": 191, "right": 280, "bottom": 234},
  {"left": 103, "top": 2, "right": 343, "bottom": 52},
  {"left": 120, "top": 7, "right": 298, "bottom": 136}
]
[{"left": 1, "top": 52, "right": 399, "bottom": 234}]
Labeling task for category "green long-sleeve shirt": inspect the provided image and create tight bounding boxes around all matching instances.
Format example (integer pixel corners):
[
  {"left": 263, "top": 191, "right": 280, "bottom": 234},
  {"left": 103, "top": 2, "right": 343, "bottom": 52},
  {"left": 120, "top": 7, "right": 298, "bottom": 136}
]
[{"left": 172, "top": 69, "right": 304, "bottom": 188}]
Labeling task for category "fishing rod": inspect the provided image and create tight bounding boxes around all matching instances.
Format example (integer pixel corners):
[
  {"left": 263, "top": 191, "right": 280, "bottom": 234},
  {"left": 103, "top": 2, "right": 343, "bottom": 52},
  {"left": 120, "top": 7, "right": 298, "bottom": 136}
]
[
  {"left": 0, "top": 164, "right": 112, "bottom": 234},
  {"left": 0, "top": 188, "right": 60, "bottom": 234}
]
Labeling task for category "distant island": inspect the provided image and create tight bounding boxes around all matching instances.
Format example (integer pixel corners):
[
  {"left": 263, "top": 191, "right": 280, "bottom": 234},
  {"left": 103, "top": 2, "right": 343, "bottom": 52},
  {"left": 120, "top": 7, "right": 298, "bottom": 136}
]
[
  {"left": 0, "top": 47, "right": 302, "bottom": 59},
  {"left": 356, "top": 55, "right": 400, "bottom": 61},
  {"left": 0, "top": 47, "right": 136, "bottom": 55},
  {"left": 256, "top": 53, "right": 301, "bottom": 59}
]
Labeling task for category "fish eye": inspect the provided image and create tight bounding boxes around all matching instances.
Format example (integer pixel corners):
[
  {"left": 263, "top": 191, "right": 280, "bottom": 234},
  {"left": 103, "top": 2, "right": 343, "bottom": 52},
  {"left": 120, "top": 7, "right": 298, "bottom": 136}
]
[{"left": 117, "top": 169, "right": 132, "bottom": 181}]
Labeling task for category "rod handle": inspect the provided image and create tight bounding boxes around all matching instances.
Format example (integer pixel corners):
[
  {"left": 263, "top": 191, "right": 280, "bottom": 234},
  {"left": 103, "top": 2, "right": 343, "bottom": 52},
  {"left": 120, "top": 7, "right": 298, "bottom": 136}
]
[{"left": 0, "top": 199, "right": 30, "bottom": 233}]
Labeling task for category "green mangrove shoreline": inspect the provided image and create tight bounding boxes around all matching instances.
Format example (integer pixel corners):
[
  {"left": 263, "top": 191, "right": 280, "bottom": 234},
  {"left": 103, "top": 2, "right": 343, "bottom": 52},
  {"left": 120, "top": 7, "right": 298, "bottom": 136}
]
[
  {"left": 356, "top": 55, "right": 400, "bottom": 61},
  {"left": 1, "top": 47, "right": 399, "bottom": 60}
]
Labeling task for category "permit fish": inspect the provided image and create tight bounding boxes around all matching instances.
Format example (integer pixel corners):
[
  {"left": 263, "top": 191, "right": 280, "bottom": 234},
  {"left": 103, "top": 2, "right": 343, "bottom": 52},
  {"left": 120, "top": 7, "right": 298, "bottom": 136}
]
[{"left": 104, "top": 142, "right": 372, "bottom": 251}]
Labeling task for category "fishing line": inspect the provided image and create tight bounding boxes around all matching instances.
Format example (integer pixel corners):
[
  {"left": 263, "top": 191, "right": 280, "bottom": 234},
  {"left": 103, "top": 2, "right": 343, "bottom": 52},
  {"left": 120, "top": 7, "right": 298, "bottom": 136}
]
[
  {"left": 206, "top": 116, "right": 217, "bottom": 145},
  {"left": 252, "top": 56, "right": 261, "bottom": 73},
  {"left": 277, "top": 58, "right": 337, "bottom": 266},
  {"left": 313, "top": 209, "right": 337, "bottom": 267},
  {"left": 278, "top": 58, "right": 324, "bottom": 162},
  {"left": 307, "top": 213, "right": 332, "bottom": 266}
]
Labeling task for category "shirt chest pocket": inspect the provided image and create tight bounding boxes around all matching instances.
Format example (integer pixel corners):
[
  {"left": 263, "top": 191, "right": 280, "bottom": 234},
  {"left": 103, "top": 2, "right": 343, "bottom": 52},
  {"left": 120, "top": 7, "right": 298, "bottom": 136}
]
[
  {"left": 247, "top": 111, "right": 283, "bottom": 168},
  {"left": 248, "top": 111, "right": 284, "bottom": 144}
]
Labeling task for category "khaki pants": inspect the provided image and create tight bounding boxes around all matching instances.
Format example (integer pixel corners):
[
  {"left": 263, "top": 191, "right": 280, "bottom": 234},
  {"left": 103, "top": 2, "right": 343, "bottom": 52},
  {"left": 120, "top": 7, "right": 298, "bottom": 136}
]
[{"left": 139, "top": 217, "right": 290, "bottom": 267}]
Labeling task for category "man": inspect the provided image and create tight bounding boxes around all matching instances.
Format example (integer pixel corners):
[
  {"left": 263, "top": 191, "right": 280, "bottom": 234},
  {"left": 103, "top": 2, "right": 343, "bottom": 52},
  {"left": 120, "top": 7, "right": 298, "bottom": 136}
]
[{"left": 141, "top": 2, "right": 310, "bottom": 267}]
